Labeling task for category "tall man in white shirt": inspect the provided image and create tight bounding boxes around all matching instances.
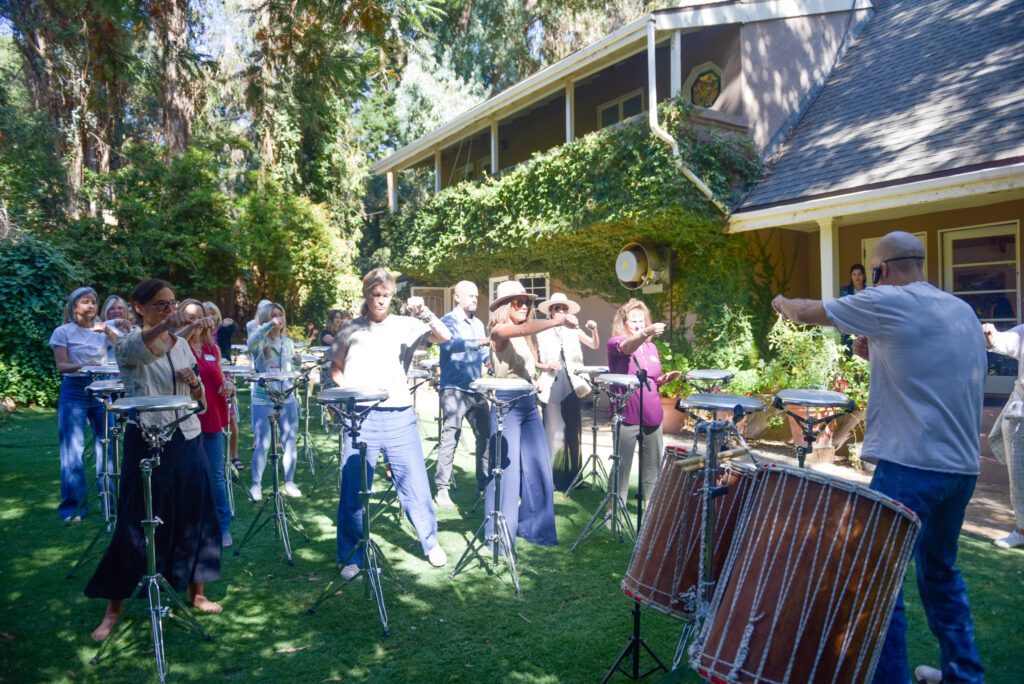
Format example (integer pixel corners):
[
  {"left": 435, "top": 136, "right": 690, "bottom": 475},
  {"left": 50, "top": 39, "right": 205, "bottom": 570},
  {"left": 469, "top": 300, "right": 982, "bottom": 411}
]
[{"left": 329, "top": 269, "right": 452, "bottom": 578}]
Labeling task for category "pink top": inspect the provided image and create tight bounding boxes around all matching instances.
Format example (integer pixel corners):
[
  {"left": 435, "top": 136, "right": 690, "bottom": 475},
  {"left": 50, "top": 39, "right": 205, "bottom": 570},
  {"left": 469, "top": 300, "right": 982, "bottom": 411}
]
[
  {"left": 191, "top": 343, "right": 229, "bottom": 433},
  {"left": 606, "top": 336, "right": 663, "bottom": 426}
]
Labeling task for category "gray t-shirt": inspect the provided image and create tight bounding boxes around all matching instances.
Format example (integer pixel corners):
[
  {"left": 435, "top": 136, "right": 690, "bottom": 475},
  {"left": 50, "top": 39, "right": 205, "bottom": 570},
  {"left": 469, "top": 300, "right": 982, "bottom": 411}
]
[
  {"left": 823, "top": 281, "right": 985, "bottom": 475},
  {"left": 333, "top": 315, "right": 430, "bottom": 409},
  {"left": 49, "top": 322, "right": 108, "bottom": 375}
]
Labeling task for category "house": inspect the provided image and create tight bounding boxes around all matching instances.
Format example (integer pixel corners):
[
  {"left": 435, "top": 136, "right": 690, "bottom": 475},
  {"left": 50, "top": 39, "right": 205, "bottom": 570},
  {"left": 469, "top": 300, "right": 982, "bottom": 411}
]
[{"left": 373, "top": 0, "right": 1024, "bottom": 378}]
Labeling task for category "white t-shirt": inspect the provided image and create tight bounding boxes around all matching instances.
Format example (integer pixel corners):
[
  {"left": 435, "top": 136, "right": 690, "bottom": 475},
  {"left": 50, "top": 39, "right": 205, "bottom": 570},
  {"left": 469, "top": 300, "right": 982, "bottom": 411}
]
[
  {"left": 333, "top": 315, "right": 430, "bottom": 409},
  {"left": 823, "top": 281, "right": 985, "bottom": 475},
  {"left": 988, "top": 325, "right": 1024, "bottom": 381},
  {"left": 48, "top": 322, "right": 108, "bottom": 374}
]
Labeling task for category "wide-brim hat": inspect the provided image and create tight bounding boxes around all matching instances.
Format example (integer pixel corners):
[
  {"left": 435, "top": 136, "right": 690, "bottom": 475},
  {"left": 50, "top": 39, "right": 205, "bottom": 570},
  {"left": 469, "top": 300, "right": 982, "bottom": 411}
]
[
  {"left": 537, "top": 292, "right": 580, "bottom": 316},
  {"left": 489, "top": 280, "right": 538, "bottom": 311}
]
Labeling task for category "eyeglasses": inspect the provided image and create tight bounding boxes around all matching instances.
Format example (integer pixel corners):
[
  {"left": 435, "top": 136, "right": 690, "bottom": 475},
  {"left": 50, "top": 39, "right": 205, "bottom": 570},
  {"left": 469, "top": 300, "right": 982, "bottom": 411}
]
[
  {"left": 147, "top": 299, "right": 178, "bottom": 311},
  {"left": 509, "top": 297, "right": 532, "bottom": 309},
  {"left": 871, "top": 256, "right": 923, "bottom": 286}
]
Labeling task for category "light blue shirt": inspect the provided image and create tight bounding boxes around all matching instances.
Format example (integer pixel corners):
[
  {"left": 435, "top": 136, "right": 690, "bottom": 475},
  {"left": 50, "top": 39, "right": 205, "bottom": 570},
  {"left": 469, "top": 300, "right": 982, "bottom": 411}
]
[{"left": 439, "top": 310, "right": 489, "bottom": 390}]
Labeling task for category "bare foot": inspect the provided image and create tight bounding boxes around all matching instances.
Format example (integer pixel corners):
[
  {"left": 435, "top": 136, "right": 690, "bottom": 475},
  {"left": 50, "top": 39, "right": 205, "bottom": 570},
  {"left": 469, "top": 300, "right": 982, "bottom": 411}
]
[
  {"left": 190, "top": 594, "right": 223, "bottom": 614},
  {"left": 90, "top": 605, "right": 121, "bottom": 642}
]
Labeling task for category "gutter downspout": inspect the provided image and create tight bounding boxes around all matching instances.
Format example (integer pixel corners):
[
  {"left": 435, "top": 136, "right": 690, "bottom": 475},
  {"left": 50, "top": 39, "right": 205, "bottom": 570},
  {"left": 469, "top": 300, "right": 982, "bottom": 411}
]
[{"left": 647, "top": 18, "right": 729, "bottom": 216}]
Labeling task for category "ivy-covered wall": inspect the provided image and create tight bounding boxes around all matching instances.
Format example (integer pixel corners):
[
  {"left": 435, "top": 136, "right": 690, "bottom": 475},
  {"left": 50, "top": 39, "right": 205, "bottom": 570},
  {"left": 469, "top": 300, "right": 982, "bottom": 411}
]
[{"left": 382, "top": 100, "right": 785, "bottom": 351}]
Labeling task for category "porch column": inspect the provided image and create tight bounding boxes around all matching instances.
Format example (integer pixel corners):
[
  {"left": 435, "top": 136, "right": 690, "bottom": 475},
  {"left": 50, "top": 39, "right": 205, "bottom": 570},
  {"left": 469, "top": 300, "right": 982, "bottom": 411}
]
[
  {"left": 387, "top": 171, "right": 398, "bottom": 213},
  {"left": 670, "top": 31, "right": 682, "bottom": 97},
  {"left": 490, "top": 120, "right": 499, "bottom": 175},
  {"left": 565, "top": 80, "right": 575, "bottom": 143},
  {"left": 818, "top": 217, "right": 840, "bottom": 299},
  {"left": 434, "top": 151, "right": 442, "bottom": 193}
]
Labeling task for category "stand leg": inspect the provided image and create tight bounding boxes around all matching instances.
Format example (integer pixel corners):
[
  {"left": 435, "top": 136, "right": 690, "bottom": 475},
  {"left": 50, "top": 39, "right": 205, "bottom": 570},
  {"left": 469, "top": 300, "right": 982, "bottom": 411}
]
[
  {"left": 601, "top": 602, "right": 667, "bottom": 683},
  {"left": 571, "top": 415, "right": 637, "bottom": 551},
  {"left": 566, "top": 389, "right": 608, "bottom": 495},
  {"left": 672, "top": 621, "right": 695, "bottom": 671}
]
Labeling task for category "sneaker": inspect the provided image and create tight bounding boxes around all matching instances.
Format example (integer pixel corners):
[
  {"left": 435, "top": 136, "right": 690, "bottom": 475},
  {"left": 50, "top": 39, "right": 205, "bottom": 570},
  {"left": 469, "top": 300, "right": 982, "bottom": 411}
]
[
  {"left": 427, "top": 545, "right": 448, "bottom": 568},
  {"left": 249, "top": 484, "right": 262, "bottom": 501},
  {"left": 340, "top": 564, "right": 360, "bottom": 580},
  {"left": 222, "top": 532, "right": 233, "bottom": 548},
  {"left": 231, "top": 457, "right": 245, "bottom": 471},
  {"left": 435, "top": 489, "right": 455, "bottom": 509},
  {"left": 914, "top": 664, "right": 942, "bottom": 683},
  {"left": 994, "top": 529, "right": 1024, "bottom": 549},
  {"left": 63, "top": 515, "right": 82, "bottom": 525},
  {"left": 283, "top": 481, "right": 303, "bottom": 498}
]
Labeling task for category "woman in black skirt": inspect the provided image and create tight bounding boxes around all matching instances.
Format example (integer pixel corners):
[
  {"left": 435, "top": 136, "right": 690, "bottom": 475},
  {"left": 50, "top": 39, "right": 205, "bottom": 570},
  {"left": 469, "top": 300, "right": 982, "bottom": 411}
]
[{"left": 86, "top": 279, "right": 223, "bottom": 642}]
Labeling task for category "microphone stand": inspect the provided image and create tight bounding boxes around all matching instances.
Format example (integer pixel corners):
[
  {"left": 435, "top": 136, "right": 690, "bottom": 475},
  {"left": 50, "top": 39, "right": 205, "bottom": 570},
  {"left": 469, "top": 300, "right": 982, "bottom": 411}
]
[{"left": 602, "top": 356, "right": 666, "bottom": 682}]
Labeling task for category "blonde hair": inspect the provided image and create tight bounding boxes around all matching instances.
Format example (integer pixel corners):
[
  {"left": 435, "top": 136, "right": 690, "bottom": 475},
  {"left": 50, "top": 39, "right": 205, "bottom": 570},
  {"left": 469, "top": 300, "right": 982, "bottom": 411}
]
[
  {"left": 179, "top": 298, "right": 213, "bottom": 346},
  {"left": 202, "top": 301, "right": 222, "bottom": 327},
  {"left": 360, "top": 268, "right": 396, "bottom": 316},
  {"left": 100, "top": 295, "right": 128, "bottom": 321},
  {"left": 489, "top": 302, "right": 539, "bottom": 362},
  {"left": 611, "top": 299, "right": 652, "bottom": 337}
]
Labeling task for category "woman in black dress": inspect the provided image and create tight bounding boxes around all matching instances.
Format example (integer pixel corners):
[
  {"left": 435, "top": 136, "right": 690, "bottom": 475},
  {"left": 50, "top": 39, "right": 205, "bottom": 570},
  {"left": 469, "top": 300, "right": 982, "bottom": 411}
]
[{"left": 86, "top": 279, "right": 223, "bottom": 642}]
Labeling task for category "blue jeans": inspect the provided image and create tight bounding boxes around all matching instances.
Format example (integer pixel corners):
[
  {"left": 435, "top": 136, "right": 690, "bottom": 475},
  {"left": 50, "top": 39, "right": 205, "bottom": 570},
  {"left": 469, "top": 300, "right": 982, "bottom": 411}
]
[
  {"left": 201, "top": 431, "right": 231, "bottom": 534},
  {"left": 251, "top": 400, "right": 298, "bottom": 485},
  {"left": 869, "top": 460, "right": 984, "bottom": 683},
  {"left": 56, "top": 375, "right": 113, "bottom": 519},
  {"left": 336, "top": 407, "right": 438, "bottom": 565}
]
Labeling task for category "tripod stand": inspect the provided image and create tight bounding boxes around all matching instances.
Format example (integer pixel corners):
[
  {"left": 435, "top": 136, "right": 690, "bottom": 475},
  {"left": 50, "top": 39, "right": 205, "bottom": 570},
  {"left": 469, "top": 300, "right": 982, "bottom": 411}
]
[
  {"left": 67, "top": 381, "right": 125, "bottom": 579},
  {"left": 602, "top": 365, "right": 663, "bottom": 682},
  {"left": 449, "top": 383, "right": 536, "bottom": 595},
  {"left": 234, "top": 375, "right": 310, "bottom": 565},
  {"left": 90, "top": 399, "right": 211, "bottom": 684},
  {"left": 297, "top": 375, "right": 321, "bottom": 477},
  {"left": 571, "top": 380, "right": 639, "bottom": 552},
  {"left": 308, "top": 390, "right": 399, "bottom": 637},
  {"left": 773, "top": 389, "right": 854, "bottom": 468},
  {"left": 564, "top": 366, "right": 610, "bottom": 496}
]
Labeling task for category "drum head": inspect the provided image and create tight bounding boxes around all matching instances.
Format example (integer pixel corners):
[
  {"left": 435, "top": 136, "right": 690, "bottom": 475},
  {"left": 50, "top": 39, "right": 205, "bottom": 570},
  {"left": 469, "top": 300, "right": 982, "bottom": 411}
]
[
  {"left": 221, "top": 365, "right": 254, "bottom": 376},
  {"left": 317, "top": 386, "right": 389, "bottom": 404},
  {"left": 110, "top": 395, "right": 197, "bottom": 413},
  {"left": 248, "top": 371, "right": 300, "bottom": 383},
  {"left": 418, "top": 358, "right": 440, "bottom": 370},
  {"left": 470, "top": 378, "right": 535, "bottom": 393},
  {"left": 684, "top": 369, "right": 734, "bottom": 383},
  {"left": 81, "top": 365, "right": 119, "bottom": 376},
  {"left": 596, "top": 373, "right": 640, "bottom": 389},
  {"left": 680, "top": 392, "right": 765, "bottom": 413},
  {"left": 309, "top": 346, "right": 330, "bottom": 353},
  {"left": 298, "top": 354, "right": 321, "bottom": 363},
  {"left": 87, "top": 380, "right": 124, "bottom": 395},
  {"left": 774, "top": 389, "right": 855, "bottom": 410},
  {"left": 407, "top": 369, "right": 430, "bottom": 380},
  {"left": 575, "top": 365, "right": 610, "bottom": 376}
]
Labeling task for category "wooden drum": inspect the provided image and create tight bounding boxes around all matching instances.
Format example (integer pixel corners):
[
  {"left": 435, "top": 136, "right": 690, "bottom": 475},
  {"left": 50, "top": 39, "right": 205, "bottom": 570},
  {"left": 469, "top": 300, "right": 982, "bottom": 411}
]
[
  {"left": 621, "top": 451, "right": 757, "bottom": 620},
  {"left": 692, "top": 463, "right": 920, "bottom": 683}
]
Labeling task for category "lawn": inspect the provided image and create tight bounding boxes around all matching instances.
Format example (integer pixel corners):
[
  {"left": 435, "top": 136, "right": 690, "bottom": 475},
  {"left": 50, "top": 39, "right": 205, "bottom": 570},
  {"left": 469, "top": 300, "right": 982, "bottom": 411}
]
[{"left": 0, "top": 402, "right": 1021, "bottom": 683}]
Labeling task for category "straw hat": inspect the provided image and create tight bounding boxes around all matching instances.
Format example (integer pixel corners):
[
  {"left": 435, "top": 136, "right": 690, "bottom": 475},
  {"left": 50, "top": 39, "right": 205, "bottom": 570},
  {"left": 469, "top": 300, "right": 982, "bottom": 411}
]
[
  {"left": 489, "top": 280, "right": 538, "bottom": 311},
  {"left": 537, "top": 292, "right": 580, "bottom": 316}
]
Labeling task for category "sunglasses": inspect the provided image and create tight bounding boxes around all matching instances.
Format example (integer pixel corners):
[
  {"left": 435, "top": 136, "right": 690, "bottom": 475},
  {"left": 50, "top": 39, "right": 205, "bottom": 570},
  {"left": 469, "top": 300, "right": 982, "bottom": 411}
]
[
  {"left": 871, "top": 256, "right": 923, "bottom": 286},
  {"left": 509, "top": 297, "right": 533, "bottom": 309},
  {"left": 549, "top": 305, "right": 569, "bottom": 313}
]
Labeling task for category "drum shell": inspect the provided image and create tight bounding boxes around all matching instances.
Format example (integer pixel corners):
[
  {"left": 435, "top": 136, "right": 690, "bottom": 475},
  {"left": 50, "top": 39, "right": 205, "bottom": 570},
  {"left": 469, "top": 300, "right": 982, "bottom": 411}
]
[
  {"left": 621, "top": 453, "right": 756, "bottom": 619},
  {"left": 692, "top": 464, "right": 920, "bottom": 684}
]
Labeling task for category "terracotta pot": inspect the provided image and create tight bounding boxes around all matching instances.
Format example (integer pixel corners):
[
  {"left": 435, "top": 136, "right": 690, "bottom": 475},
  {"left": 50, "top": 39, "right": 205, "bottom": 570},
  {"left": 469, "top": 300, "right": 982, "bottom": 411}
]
[{"left": 661, "top": 396, "right": 688, "bottom": 434}]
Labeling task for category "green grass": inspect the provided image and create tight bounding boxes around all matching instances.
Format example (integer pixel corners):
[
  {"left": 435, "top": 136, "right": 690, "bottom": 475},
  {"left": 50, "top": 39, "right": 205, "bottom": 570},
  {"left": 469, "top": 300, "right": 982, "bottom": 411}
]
[{"left": 0, "top": 404, "right": 1021, "bottom": 683}]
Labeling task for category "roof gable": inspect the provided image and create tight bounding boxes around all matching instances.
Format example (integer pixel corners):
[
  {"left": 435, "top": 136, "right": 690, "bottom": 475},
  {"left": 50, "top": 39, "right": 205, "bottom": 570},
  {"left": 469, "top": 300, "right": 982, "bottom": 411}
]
[{"left": 740, "top": 0, "right": 1024, "bottom": 211}]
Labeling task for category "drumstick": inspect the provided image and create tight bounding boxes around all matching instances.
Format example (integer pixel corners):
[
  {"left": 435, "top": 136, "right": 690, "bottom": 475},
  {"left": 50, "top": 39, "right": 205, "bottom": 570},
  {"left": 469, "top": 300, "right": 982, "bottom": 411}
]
[{"left": 674, "top": 447, "right": 751, "bottom": 473}]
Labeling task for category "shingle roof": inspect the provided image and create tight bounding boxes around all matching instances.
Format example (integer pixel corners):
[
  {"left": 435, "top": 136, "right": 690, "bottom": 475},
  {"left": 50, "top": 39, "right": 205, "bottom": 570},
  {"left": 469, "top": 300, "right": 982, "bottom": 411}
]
[{"left": 739, "top": 0, "right": 1024, "bottom": 211}]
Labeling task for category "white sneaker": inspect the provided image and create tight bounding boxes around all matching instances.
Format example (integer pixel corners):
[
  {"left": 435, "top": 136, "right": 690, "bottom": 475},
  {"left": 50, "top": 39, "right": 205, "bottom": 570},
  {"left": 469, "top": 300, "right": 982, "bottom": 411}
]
[
  {"left": 283, "top": 481, "right": 302, "bottom": 498},
  {"left": 427, "top": 545, "right": 448, "bottom": 567},
  {"left": 222, "top": 532, "right": 233, "bottom": 548},
  {"left": 249, "top": 484, "right": 262, "bottom": 501},
  {"left": 914, "top": 664, "right": 942, "bottom": 683},
  {"left": 435, "top": 489, "right": 455, "bottom": 509},
  {"left": 340, "top": 564, "right": 360, "bottom": 580},
  {"left": 993, "top": 529, "right": 1024, "bottom": 549}
]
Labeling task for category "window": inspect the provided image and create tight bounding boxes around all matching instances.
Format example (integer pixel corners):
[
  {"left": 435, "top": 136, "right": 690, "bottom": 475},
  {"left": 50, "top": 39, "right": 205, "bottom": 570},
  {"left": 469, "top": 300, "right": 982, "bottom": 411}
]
[
  {"left": 515, "top": 272, "right": 550, "bottom": 305},
  {"left": 683, "top": 62, "right": 723, "bottom": 109},
  {"left": 488, "top": 275, "right": 510, "bottom": 302},
  {"left": 941, "top": 222, "right": 1020, "bottom": 393},
  {"left": 597, "top": 90, "right": 644, "bottom": 129},
  {"left": 410, "top": 286, "right": 451, "bottom": 316}
]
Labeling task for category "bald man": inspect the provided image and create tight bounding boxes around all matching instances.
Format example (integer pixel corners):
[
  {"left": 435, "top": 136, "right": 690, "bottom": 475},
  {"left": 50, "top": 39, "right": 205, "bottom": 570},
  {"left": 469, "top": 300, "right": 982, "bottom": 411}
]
[
  {"left": 434, "top": 281, "right": 491, "bottom": 507},
  {"left": 773, "top": 231, "right": 985, "bottom": 683}
]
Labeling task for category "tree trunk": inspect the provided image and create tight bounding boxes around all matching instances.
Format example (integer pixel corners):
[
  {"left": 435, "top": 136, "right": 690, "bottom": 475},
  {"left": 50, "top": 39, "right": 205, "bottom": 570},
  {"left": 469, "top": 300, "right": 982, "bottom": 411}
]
[{"left": 152, "top": 0, "right": 194, "bottom": 158}]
